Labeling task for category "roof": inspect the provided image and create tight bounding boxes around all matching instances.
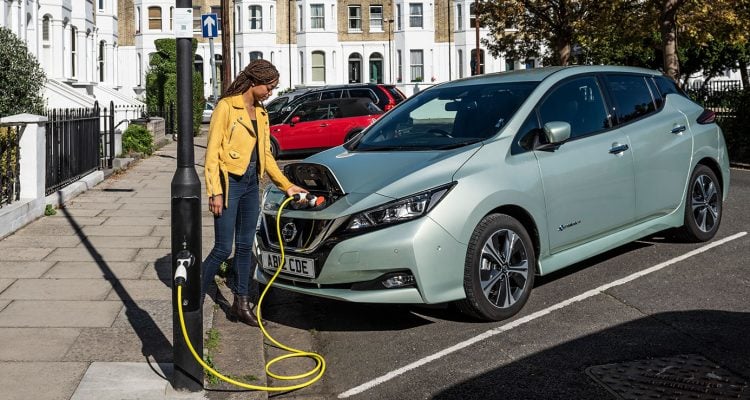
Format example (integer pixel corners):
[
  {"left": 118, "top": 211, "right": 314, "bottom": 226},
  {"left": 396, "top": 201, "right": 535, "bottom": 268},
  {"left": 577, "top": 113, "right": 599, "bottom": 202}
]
[{"left": 442, "top": 65, "right": 664, "bottom": 87}]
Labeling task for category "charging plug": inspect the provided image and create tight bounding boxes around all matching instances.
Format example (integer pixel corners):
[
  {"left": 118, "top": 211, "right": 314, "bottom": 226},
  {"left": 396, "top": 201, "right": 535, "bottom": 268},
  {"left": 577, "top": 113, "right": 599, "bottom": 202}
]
[{"left": 174, "top": 250, "right": 195, "bottom": 286}]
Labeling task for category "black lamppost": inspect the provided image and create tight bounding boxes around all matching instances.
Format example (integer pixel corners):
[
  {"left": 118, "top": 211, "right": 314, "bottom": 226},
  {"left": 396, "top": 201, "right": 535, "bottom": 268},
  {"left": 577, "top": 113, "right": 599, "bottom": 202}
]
[
  {"left": 474, "top": 0, "right": 481, "bottom": 75},
  {"left": 447, "top": 0, "right": 451, "bottom": 80},
  {"left": 288, "top": 0, "right": 293, "bottom": 89},
  {"left": 386, "top": 19, "right": 394, "bottom": 83}
]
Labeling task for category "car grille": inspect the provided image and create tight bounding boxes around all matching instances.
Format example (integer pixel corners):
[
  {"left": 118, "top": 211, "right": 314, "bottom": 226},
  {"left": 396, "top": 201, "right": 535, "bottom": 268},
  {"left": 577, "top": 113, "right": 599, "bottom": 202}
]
[{"left": 260, "top": 213, "right": 346, "bottom": 254}]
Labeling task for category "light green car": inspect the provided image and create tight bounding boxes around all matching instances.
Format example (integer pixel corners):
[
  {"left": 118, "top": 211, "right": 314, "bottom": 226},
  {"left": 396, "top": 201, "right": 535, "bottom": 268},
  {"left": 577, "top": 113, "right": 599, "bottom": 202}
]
[{"left": 254, "top": 65, "right": 729, "bottom": 321}]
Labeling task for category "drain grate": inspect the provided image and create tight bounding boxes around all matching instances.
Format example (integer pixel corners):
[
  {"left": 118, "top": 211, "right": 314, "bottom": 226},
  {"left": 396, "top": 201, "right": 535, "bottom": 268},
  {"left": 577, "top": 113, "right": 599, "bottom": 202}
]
[{"left": 586, "top": 354, "right": 749, "bottom": 399}]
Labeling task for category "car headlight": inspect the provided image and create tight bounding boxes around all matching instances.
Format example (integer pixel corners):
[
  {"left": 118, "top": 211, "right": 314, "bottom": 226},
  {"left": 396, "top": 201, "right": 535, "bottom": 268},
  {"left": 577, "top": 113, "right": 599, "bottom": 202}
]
[{"left": 345, "top": 183, "right": 456, "bottom": 232}]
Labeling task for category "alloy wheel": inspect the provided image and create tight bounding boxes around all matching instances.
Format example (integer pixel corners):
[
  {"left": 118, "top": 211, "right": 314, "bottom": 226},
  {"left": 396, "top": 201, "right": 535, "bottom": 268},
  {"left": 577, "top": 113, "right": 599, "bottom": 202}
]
[{"left": 478, "top": 229, "right": 530, "bottom": 309}]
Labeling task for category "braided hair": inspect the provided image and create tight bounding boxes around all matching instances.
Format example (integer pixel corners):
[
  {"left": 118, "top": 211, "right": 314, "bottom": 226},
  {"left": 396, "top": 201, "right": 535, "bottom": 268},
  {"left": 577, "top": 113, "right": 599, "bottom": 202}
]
[{"left": 220, "top": 59, "right": 279, "bottom": 100}]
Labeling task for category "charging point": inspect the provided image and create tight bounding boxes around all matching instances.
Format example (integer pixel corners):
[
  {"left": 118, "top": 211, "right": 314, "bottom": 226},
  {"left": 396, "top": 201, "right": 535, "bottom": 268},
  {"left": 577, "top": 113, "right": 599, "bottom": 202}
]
[{"left": 171, "top": 0, "right": 203, "bottom": 391}]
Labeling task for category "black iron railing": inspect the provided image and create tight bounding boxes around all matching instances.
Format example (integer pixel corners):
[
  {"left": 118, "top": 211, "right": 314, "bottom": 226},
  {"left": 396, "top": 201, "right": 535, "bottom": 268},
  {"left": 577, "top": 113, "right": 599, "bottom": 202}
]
[
  {"left": 44, "top": 107, "right": 101, "bottom": 195},
  {"left": 147, "top": 102, "right": 175, "bottom": 137}
]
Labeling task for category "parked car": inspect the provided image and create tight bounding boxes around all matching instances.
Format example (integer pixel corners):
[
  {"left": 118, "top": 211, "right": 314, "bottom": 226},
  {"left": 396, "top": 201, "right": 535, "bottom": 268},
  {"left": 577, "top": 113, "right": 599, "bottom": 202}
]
[
  {"left": 265, "top": 88, "right": 311, "bottom": 115},
  {"left": 269, "top": 97, "right": 383, "bottom": 157},
  {"left": 202, "top": 102, "right": 214, "bottom": 123},
  {"left": 268, "top": 83, "right": 406, "bottom": 125},
  {"left": 255, "top": 66, "right": 729, "bottom": 321}
]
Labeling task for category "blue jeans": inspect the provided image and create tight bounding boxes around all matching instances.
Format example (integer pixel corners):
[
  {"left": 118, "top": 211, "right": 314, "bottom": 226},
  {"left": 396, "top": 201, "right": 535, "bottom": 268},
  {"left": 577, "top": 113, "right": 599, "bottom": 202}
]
[{"left": 202, "top": 164, "right": 260, "bottom": 299}]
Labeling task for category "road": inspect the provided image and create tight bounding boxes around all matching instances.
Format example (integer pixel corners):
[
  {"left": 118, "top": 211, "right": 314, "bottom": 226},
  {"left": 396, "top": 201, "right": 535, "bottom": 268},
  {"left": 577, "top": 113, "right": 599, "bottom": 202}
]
[{"left": 258, "top": 167, "right": 750, "bottom": 400}]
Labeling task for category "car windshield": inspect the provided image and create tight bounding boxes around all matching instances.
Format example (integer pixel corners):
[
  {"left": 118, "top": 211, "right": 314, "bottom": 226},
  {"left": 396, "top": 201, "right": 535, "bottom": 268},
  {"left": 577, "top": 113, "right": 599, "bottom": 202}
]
[
  {"left": 348, "top": 81, "right": 538, "bottom": 151},
  {"left": 265, "top": 97, "right": 288, "bottom": 113}
]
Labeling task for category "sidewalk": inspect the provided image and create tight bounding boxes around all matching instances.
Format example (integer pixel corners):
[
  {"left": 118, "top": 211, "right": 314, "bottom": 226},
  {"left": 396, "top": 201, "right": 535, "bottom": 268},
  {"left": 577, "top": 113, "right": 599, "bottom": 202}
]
[{"left": 0, "top": 133, "right": 267, "bottom": 400}]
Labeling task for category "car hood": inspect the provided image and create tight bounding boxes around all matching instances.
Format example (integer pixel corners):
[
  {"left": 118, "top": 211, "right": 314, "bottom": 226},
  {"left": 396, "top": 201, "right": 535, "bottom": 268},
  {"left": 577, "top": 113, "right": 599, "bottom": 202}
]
[{"left": 303, "top": 143, "right": 481, "bottom": 198}]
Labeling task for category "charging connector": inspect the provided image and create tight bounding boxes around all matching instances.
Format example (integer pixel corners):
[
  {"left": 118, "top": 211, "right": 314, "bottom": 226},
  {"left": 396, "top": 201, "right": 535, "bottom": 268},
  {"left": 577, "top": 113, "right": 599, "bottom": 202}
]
[{"left": 173, "top": 249, "right": 195, "bottom": 287}]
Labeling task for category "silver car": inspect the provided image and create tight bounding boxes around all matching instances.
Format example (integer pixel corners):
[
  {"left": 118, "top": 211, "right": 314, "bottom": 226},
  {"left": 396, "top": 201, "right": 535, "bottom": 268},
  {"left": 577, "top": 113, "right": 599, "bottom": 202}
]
[{"left": 254, "top": 66, "right": 729, "bottom": 321}]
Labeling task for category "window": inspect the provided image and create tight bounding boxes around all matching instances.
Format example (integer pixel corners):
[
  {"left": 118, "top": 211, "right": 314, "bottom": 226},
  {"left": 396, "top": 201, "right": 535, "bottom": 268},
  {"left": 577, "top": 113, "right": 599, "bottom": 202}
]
[
  {"left": 136, "top": 7, "right": 141, "bottom": 33},
  {"left": 397, "top": 5, "right": 402, "bottom": 30},
  {"left": 98, "top": 41, "right": 105, "bottom": 82},
  {"left": 539, "top": 77, "right": 610, "bottom": 139},
  {"left": 170, "top": 7, "right": 173, "bottom": 31},
  {"left": 211, "top": 6, "right": 222, "bottom": 32},
  {"left": 349, "top": 53, "right": 362, "bottom": 83},
  {"left": 410, "top": 50, "right": 423, "bottom": 82},
  {"left": 300, "top": 51, "right": 305, "bottom": 83},
  {"left": 370, "top": 5, "right": 383, "bottom": 31},
  {"left": 148, "top": 6, "right": 162, "bottom": 31},
  {"left": 250, "top": 51, "right": 263, "bottom": 61},
  {"left": 349, "top": 88, "right": 377, "bottom": 103},
  {"left": 312, "top": 51, "right": 326, "bottom": 82},
  {"left": 99, "top": 0, "right": 105, "bottom": 11},
  {"left": 298, "top": 5, "right": 303, "bottom": 31},
  {"left": 249, "top": 5, "right": 262, "bottom": 30},
  {"left": 42, "top": 15, "right": 50, "bottom": 42},
  {"left": 397, "top": 50, "right": 402, "bottom": 82},
  {"left": 457, "top": 49, "right": 463, "bottom": 78},
  {"left": 525, "top": 59, "right": 535, "bottom": 69},
  {"left": 470, "top": 49, "right": 484, "bottom": 75},
  {"left": 653, "top": 75, "right": 688, "bottom": 105},
  {"left": 457, "top": 4, "right": 462, "bottom": 29},
  {"left": 311, "top": 4, "right": 324, "bottom": 29},
  {"left": 505, "top": 58, "right": 514, "bottom": 71},
  {"left": 605, "top": 75, "right": 656, "bottom": 124},
  {"left": 348, "top": 6, "right": 361, "bottom": 31},
  {"left": 409, "top": 3, "right": 423, "bottom": 28},
  {"left": 136, "top": 53, "right": 142, "bottom": 86},
  {"left": 192, "top": 7, "right": 201, "bottom": 31},
  {"left": 71, "top": 26, "right": 77, "bottom": 78},
  {"left": 320, "top": 90, "right": 344, "bottom": 100}
]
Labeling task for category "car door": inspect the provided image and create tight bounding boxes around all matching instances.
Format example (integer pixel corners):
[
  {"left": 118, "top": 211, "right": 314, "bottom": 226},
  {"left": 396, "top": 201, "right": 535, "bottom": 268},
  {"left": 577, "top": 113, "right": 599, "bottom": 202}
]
[
  {"left": 273, "top": 102, "right": 331, "bottom": 151},
  {"left": 603, "top": 74, "right": 693, "bottom": 221},
  {"left": 533, "top": 76, "right": 636, "bottom": 253}
]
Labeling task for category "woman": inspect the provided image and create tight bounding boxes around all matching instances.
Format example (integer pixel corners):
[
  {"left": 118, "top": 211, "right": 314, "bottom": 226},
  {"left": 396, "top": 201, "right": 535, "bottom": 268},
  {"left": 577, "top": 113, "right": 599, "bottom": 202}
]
[{"left": 203, "top": 59, "right": 306, "bottom": 326}]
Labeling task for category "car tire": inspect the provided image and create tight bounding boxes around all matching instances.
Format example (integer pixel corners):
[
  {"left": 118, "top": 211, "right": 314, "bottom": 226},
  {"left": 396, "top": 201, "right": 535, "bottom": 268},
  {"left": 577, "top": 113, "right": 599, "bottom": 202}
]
[
  {"left": 678, "top": 164, "right": 722, "bottom": 242},
  {"left": 457, "top": 214, "right": 535, "bottom": 321},
  {"left": 270, "top": 139, "right": 280, "bottom": 159}
]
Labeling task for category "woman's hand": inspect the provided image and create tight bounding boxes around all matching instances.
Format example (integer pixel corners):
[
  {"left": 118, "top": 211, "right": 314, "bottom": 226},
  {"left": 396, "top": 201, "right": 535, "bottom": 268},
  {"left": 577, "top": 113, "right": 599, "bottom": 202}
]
[
  {"left": 285, "top": 184, "right": 308, "bottom": 204},
  {"left": 209, "top": 195, "right": 223, "bottom": 217}
]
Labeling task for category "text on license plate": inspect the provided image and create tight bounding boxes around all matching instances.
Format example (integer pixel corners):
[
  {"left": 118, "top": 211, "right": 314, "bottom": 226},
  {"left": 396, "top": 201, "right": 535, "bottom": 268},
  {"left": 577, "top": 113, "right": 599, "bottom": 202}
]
[{"left": 261, "top": 251, "right": 315, "bottom": 278}]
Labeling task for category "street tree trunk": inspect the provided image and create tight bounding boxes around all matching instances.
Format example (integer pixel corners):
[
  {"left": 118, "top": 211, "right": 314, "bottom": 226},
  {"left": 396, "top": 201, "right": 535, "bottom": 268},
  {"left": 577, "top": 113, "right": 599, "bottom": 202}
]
[
  {"left": 557, "top": 39, "right": 571, "bottom": 66},
  {"left": 739, "top": 59, "right": 750, "bottom": 89},
  {"left": 660, "top": 0, "right": 683, "bottom": 84}
]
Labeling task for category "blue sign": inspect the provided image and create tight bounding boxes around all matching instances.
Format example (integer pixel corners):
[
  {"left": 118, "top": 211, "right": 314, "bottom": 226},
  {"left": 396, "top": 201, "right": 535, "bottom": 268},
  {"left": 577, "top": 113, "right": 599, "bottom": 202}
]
[{"left": 201, "top": 13, "right": 218, "bottom": 38}]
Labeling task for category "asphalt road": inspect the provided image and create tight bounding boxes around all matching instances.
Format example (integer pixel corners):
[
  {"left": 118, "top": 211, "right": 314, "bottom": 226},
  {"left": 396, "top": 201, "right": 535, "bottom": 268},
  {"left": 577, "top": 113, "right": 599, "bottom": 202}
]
[{"left": 258, "top": 168, "right": 750, "bottom": 400}]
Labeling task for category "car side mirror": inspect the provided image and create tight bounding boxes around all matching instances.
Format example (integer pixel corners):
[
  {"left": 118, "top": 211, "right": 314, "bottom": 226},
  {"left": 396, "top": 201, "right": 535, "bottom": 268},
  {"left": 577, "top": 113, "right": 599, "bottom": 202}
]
[
  {"left": 543, "top": 121, "right": 571, "bottom": 144},
  {"left": 290, "top": 116, "right": 301, "bottom": 126}
]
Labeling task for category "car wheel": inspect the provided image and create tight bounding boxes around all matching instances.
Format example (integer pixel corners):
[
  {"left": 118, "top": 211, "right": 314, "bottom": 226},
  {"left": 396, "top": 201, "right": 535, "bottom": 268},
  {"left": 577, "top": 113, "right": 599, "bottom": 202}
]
[
  {"left": 678, "top": 164, "right": 722, "bottom": 242},
  {"left": 270, "top": 139, "right": 279, "bottom": 159},
  {"left": 457, "top": 214, "right": 535, "bottom": 321}
]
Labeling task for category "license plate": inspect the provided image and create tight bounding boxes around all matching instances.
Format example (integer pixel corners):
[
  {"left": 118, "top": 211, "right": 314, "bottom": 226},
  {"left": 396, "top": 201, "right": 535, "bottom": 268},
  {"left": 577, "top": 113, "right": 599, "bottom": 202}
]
[{"left": 260, "top": 251, "right": 315, "bottom": 278}]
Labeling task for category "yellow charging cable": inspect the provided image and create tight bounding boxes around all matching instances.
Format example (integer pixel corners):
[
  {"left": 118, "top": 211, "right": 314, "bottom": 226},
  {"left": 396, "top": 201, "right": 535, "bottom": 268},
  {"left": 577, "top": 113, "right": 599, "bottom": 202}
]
[{"left": 177, "top": 196, "right": 326, "bottom": 391}]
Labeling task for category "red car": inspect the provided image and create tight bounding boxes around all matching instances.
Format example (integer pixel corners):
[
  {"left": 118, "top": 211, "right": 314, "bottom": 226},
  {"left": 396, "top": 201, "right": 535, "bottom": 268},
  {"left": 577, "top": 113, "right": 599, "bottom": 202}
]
[{"left": 270, "top": 97, "right": 383, "bottom": 157}]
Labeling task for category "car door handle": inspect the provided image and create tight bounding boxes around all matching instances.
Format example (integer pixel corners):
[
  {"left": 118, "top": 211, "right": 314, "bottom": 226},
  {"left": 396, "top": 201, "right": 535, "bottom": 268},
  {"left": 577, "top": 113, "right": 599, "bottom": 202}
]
[
  {"left": 319, "top": 123, "right": 329, "bottom": 127},
  {"left": 671, "top": 125, "right": 686, "bottom": 134},
  {"left": 609, "top": 144, "right": 630, "bottom": 154}
]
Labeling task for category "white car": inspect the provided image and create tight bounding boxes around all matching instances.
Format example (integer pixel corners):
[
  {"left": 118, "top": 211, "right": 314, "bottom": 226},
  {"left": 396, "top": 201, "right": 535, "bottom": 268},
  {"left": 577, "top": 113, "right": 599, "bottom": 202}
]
[{"left": 202, "top": 102, "right": 214, "bottom": 123}]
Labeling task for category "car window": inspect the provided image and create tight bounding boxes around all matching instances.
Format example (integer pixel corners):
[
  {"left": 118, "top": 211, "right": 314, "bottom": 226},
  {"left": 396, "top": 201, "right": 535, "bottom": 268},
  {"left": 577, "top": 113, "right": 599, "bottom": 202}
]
[
  {"left": 265, "top": 97, "right": 287, "bottom": 113},
  {"left": 383, "top": 86, "right": 407, "bottom": 103},
  {"left": 605, "top": 74, "right": 656, "bottom": 124},
  {"left": 350, "top": 81, "right": 537, "bottom": 151},
  {"left": 348, "top": 89, "right": 378, "bottom": 103},
  {"left": 653, "top": 75, "right": 690, "bottom": 104},
  {"left": 320, "top": 90, "right": 344, "bottom": 100},
  {"left": 292, "top": 102, "right": 331, "bottom": 122},
  {"left": 539, "top": 77, "right": 609, "bottom": 139}
]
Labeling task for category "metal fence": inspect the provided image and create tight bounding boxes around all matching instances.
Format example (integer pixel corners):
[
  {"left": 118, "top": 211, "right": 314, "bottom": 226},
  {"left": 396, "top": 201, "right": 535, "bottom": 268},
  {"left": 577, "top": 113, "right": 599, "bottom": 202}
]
[
  {"left": 44, "top": 107, "right": 101, "bottom": 195},
  {"left": 148, "top": 102, "right": 175, "bottom": 137},
  {"left": 685, "top": 80, "right": 743, "bottom": 114},
  {"left": 0, "top": 124, "right": 20, "bottom": 207}
]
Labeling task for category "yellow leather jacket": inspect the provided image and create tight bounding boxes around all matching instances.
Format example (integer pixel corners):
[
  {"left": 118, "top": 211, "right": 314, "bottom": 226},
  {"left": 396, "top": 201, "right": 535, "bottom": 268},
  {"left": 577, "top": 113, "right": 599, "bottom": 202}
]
[{"left": 204, "top": 94, "right": 293, "bottom": 206}]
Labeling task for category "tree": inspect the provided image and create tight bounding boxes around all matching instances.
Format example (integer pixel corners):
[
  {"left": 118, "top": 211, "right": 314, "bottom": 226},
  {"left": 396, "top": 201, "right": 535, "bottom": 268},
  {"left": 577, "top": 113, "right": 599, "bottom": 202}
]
[
  {"left": 145, "top": 38, "right": 205, "bottom": 135},
  {"left": 480, "top": 0, "right": 603, "bottom": 66},
  {"left": 0, "top": 27, "right": 46, "bottom": 116}
]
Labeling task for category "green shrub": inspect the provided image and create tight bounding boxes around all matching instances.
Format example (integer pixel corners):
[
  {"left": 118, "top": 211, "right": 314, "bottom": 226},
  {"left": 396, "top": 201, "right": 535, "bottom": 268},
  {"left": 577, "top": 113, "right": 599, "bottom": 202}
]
[
  {"left": 718, "top": 89, "right": 750, "bottom": 164},
  {"left": 122, "top": 124, "right": 154, "bottom": 156},
  {"left": 0, "top": 27, "right": 46, "bottom": 115}
]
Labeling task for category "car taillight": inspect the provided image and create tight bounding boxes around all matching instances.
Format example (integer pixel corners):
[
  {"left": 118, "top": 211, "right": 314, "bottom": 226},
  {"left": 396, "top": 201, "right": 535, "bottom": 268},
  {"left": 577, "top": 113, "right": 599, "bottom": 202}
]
[{"left": 697, "top": 109, "right": 716, "bottom": 124}]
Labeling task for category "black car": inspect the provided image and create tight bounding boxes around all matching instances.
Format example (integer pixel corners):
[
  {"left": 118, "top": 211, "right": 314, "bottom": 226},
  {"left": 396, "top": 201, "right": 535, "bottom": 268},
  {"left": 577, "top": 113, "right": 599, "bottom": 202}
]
[{"left": 268, "top": 83, "right": 406, "bottom": 125}]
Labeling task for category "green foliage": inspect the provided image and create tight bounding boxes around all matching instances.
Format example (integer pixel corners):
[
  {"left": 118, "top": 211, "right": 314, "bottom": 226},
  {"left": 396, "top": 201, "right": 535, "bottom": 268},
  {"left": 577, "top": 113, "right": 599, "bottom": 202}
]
[
  {"left": 44, "top": 204, "right": 57, "bottom": 216},
  {"left": 0, "top": 27, "right": 46, "bottom": 116},
  {"left": 719, "top": 89, "right": 750, "bottom": 162},
  {"left": 145, "top": 38, "right": 204, "bottom": 136},
  {"left": 122, "top": 124, "right": 154, "bottom": 156}
]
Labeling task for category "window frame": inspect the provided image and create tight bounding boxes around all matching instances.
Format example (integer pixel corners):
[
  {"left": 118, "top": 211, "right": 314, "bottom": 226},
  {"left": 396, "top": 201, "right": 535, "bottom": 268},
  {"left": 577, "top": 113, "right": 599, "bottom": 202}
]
[
  {"left": 348, "top": 5, "right": 362, "bottom": 31},
  {"left": 249, "top": 5, "right": 262, "bottom": 30},
  {"left": 148, "top": 6, "right": 162, "bottom": 31},
  {"left": 603, "top": 73, "right": 659, "bottom": 127},
  {"left": 409, "top": 3, "right": 423, "bottom": 28},
  {"left": 211, "top": 6, "right": 222, "bottom": 32},
  {"left": 311, "top": 50, "right": 326, "bottom": 82},
  {"left": 536, "top": 75, "right": 612, "bottom": 141},
  {"left": 410, "top": 49, "right": 424, "bottom": 82},
  {"left": 369, "top": 5, "right": 383, "bottom": 32},
  {"left": 310, "top": 4, "right": 325, "bottom": 29}
]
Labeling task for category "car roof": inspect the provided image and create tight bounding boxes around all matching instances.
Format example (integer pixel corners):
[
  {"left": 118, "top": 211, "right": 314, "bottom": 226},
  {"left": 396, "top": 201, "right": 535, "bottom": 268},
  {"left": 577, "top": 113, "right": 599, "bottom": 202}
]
[
  {"left": 303, "top": 97, "right": 376, "bottom": 107},
  {"left": 441, "top": 65, "right": 663, "bottom": 87}
]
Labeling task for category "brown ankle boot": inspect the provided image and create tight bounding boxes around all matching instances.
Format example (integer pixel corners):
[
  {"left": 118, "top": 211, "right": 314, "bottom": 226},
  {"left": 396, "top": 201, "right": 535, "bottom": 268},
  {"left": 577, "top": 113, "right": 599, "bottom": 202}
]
[{"left": 229, "top": 294, "right": 260, "bottom": 327}]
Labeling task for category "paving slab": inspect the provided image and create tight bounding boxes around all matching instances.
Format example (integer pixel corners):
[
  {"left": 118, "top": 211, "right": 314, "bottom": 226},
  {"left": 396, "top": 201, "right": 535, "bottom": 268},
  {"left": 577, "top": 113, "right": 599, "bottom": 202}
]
[
  {"left": 140, "top": 260, "right": 173, "bottom": 283},
  {"left": 97, "top": 209, "right": 169, "bottom": 217},
  {"left": 63, "top": 325, "right": 174, "bottom": 362},
  {"left": 65, "top": 201, "right": 123, "bottom": 210},
  {"left": 0, "top": 300, "right": 9, "bottom": 311},
  {"left": 78, "top": 236, "right": 162, "bottom": 249},
  {"left": 44, "top": 247, "right": 138, "bottom": 262},
  {"left": 44, "top": 261, "right": 149, "bottom": 279},
  {"left": 0, "top": 278, "right": 14, "bottom": 292},
  {"left": 120, "top": 196, "right": 176, "bottom": 204},
  {"left": 80, "top": 225, "right": 155, "bottom": 236},
  {"left": 0, "top": 300, "right": 122, "bottom": 327},
  {"left": 0, "top": 234, "right": 81, "bottom": 248},
  {"left": 71, "top": 362, "right": 207, "bottom": 400},
  {"left": 0, "top": 361, "right": 88, "bottom": 400},
  {"left": 0, "top": 279, "right": 113, "bottom": 300},
  {"left": 120, "top": 202, "right": 172, "bottom": 211},
  {"left": 42, "top": 216, "right": 108, "bottom": 226},
  {"left": 54, "top": 207, "right": 104, "bottom": 217},
  {"left": 0, "top": 247, "right": 55, "bottom": 261},
  {"left": 0, "top": 328, "right": 81, "bottom": 361},
  {"left": 135, "top": 248, "right": 173, "bottom": 263},
  {"left": 106, "top": 280, "right": 171, "bottom": 301},
  {"left": 103, "top": 216, "right": 170, "bottom": 226},
  {"left": 0, "top": 261, "right": 52, "bottom": 278}
]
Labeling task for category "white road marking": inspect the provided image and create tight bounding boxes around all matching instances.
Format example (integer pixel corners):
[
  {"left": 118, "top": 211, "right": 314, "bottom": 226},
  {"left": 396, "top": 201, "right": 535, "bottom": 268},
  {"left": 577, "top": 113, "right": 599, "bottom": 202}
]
[{"left": 338, "top": 231, "right": 748, "bottom": 398}]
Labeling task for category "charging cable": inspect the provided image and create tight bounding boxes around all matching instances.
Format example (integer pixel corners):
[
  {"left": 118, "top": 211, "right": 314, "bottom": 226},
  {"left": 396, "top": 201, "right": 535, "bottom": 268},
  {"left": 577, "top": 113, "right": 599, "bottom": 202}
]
[{"left": 176, "top": 196, "right": 326, "bottom": 391}]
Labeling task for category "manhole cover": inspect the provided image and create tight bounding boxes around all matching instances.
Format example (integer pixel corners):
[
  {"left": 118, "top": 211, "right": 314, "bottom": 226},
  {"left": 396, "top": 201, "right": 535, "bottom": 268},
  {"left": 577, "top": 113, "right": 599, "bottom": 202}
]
[{"left": 586, "top": 354, "right": 749, "bottom": 399}]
